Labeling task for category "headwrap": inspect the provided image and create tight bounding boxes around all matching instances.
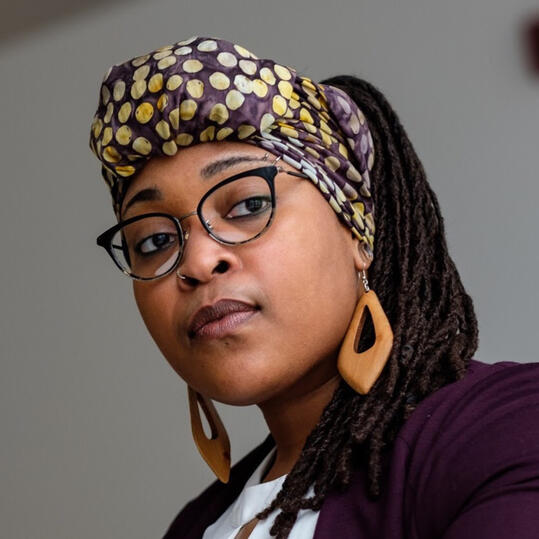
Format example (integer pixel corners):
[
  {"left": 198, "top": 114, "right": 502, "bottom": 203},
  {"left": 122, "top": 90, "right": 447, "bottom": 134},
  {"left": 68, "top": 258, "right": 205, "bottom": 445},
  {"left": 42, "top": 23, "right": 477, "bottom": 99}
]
[{"left": 89, "top": 36, "right": 376, "bottom": 250}]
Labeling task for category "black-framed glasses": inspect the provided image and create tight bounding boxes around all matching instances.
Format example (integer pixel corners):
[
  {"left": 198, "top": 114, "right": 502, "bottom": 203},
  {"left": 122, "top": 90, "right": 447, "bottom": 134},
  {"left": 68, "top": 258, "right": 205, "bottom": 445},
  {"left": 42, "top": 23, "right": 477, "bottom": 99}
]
[{"left": 96, "top": 157, "right": 309, "bottom": 281}]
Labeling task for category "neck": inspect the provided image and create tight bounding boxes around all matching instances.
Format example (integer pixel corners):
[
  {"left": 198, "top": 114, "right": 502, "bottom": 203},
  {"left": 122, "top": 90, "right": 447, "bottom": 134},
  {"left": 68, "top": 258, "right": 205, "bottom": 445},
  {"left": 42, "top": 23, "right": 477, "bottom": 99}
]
[{"left": 257, "top": 363, "right": 341, "bottom": 481}]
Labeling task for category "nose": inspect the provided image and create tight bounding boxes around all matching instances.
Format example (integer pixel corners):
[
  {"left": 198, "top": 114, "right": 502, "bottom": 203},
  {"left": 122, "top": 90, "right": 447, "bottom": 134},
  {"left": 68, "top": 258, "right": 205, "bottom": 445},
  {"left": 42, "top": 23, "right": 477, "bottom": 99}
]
[{"left": 175, "top": 213, "right": 237, "bottom": 287}]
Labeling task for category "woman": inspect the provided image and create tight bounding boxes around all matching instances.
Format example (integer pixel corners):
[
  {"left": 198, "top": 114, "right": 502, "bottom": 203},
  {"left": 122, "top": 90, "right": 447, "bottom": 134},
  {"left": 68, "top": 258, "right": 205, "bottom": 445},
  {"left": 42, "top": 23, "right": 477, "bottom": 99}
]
[{"left": 89, "top": 36, "right": 539, "bottom": 538}]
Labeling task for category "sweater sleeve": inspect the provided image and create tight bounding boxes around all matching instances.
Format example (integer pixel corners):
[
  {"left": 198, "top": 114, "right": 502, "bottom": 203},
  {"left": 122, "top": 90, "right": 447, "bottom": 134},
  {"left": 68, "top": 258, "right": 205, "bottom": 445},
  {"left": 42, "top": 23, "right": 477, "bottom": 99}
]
[{"left": 405, "top": 361, "right": 539, "bottom": 539}]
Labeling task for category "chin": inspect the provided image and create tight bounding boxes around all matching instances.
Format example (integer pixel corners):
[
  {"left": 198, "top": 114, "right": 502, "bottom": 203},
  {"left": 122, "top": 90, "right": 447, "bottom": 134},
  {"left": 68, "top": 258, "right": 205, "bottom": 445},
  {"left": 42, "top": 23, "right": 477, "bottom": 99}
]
[{"left": 196, "top": 374, "right": 288, "bottom": 407}]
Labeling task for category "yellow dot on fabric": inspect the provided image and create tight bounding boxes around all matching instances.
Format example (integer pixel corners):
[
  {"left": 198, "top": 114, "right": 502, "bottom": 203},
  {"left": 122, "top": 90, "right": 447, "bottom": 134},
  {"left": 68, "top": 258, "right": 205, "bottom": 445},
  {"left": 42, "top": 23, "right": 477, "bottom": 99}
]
[
  {"left": 158, "top": 56, "right": 177, "bottom": 70},
  {"left": 153, "top": 49, "right": 172, "bottom": 60},
  {"left": 234, "top": 74, "right": 253, "bottom": 94},
  {"left": 260, "top": 113, "right": 275, "bottom": 132},
  {"left": 225, "top": 90, "right": 245, "bottom": 110},
  {"left": 335, "top": 188, "right": 347, "bottom": 204},
  {"left": 101, "top": 85, "right": 111, "bottom": 105},
  {"left": 156, "top": 44, "right": 173, "bottom": 51},
  {"left": 131, "top": 54, "right": 151, "bottom": 67},
  {"left": 133, "top": 65, "right": 150, "bottom": 81},
  {"left": 168, "top": 108, "right": 180, "bottom": 130},
  {"left": 103, "top": 102, "right": 114, "bottom": 123},
  {"left": 103, "top": 146, "right": 121, "bottom": 163},
  {"left": 162, "top": 140, "right": 178, "bottom": 156},
  {"left": 260, "top": 67, "right": 276, "bottom": 85},
  {"left": 308, "top": 95, "right": 322, "bottom": 110},
  {"left": 252, "top": 79, "right": 268, "bottom": 98},
  {"left": 209, "top": 72, "right": 230, "bottom": 90},
  {"left": 113, "top": 80, "right": 125, "bottom": 101},
  {"left": 339, "top": 143, "right": 349, "bottom": 158},
  {"left": 182, "top": 59, "right": 203, "bottom": 73},
  {"left": 217, "top": 52, "right": 237, "bottom": 67},
  {"left": 209, "top": 103, "right": 229, "bottom": 125},
  {"left": 197, "top": 39, "right": 218, "bottom": 52},
  {"left": 319, "top": 182, "right": 329, "bottom": 194},
  {"left": 305, "top": 147, "right": 320, "bottom": 159},
  {"left": 176, "top": 133, "right": 193, "bottom": 146},
  {"left": 92, "top": 118, "right": 103, "bottom": 138},
  {"left": 349, "top": 114, "right": 360, "bottom": 134},
  {"left": 135, "top": 102, "right": 154, "bottom": 124},
  {"left": 321, "top": 131, "right": 332, "bottom": 147},
  {"left": 118, "top": 102, "right": 132, "bottom": 123},
  {"left": 115, "top": 125, "right": 132, "bottom": 145},
  {"left": 166, "top": 74, "right": 183, "bottom": 91},
  {"left": 320, "top": 119, "right": 331, "bottom": 134},
  {"left": 180, "top": 99, "right": 197, "bottom": 120},
  {"left": 324, "top": 156, "right": 340, "bottom": 172},
  {"left": 303, "top": 122, "right": 317, "bottom": 134},
  {"left": 233, "top": 44, "right": 251, "bottom": 57},
  {"left": 280, "top": 125, "right": 298, "bottom": 138},
  {"left": 358, "top": 110, "right": 366, "bottom": 125},
  {"left": 302, "top": 78, "right": 317, "bottom": 91},
  {"left": 101, "top": 126, "right": 113, "bottom": 146},
  {"left": 200, "top": 126, "right": 215, "bottom": 142},
  {"left": 346, "top": 166, "right": 362, "bottom": 182},
  {"left": 157, "top": 94, "right": 168, "bottom": 112},
  {"left": 289, "top": 98, "right": 300, "bottom": 110},
  {"left": 272, "top": 95, "right": 288, "bottom": 116},
  {"left": 274, "top": 64, "right": 292, "bottom": 80},
  {"left": 177, "top": 36, "right": 197, "bottom": 46},
  {"left": 115, "top": 165, "right": 136, "bottom": 177},
  {"left": 300, "top": 108, "right": 313, "bottom": 124},
  {"left": 277, "top": 81, "right": 293, "bottom": 99},
  {"left": 239, "top": 59, "right": 257, "bottom": 75},
  {"left": 368, "top": 152, "right": 374, "bottom": 170},
  {"left": 216, "top": 127, "right": 234, "bottom": 140},
  {"left": 130, "top": 80, "right": 147, "bottom": 100},
  {"left": 133, "top": 136, "right": 152, "bottom": 155},
  {"left": 148, "top": 73, "right": 164, "bottom": 93},
  {"left": 329, "top": 197, "right": 341, "bottom": 214},
  {"left": 174, "top": 46, "right": 192, "bottom": 56},
  {"left": 237, "top": 124, "right": 256, "bottom": 139},
  {"left": 155, "top": 120, "right": 171, "bottom": 140},
  {"left": 127, "top": 154, "right": 142, "bottom": 161},
  {"left": 186, "top": 79, "right": 204, "bottom": 98}
]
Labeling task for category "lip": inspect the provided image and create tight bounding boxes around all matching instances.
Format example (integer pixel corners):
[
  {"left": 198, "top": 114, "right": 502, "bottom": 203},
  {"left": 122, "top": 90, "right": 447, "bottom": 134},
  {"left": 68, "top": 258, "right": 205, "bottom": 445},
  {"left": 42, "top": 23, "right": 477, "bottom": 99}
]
[{"left": 188, "top": 299, "right": 259, "bottom": 339}]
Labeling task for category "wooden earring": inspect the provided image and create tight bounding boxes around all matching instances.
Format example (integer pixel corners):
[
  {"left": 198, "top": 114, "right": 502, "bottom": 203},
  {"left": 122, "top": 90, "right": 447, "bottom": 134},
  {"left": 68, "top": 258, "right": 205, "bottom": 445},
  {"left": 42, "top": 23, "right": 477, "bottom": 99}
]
[
  {"left": 337, "top": 270, "right": 394, "bottom": 394},
  {"left": 188, "top": 386, "right": 231, "bottom": 483}
]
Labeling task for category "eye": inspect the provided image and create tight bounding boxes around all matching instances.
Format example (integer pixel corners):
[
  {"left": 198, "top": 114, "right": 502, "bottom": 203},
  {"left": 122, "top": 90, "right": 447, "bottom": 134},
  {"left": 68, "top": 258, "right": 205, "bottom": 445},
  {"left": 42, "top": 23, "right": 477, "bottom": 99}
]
[
  {"left": 135, "top": 232, "right": 178, "bottom": 255},
  {"left": 226, "top": 196, "right": 272, "bottom": 219}
]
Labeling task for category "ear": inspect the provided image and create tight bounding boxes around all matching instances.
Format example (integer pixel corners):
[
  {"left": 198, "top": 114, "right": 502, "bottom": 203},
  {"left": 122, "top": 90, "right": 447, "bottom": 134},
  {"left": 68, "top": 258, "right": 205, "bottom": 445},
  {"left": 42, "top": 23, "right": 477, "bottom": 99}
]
[{"left": 350, "top": 236, "right": 373, "bottom": 273}]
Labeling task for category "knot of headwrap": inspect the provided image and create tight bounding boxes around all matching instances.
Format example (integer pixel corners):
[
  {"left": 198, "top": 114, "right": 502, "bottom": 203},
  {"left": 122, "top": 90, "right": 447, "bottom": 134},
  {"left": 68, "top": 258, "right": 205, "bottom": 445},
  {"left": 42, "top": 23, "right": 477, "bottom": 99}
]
[{"left": 89, "top": 36, "right": 376, "bottom": 250}]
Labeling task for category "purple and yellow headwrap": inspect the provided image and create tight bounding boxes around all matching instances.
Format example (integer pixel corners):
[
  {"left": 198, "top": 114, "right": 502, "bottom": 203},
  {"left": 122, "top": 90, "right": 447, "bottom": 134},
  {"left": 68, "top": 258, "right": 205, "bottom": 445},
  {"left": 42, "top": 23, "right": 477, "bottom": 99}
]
[{"left": 89, "top": 36, "right": 376, "bottom": 251}]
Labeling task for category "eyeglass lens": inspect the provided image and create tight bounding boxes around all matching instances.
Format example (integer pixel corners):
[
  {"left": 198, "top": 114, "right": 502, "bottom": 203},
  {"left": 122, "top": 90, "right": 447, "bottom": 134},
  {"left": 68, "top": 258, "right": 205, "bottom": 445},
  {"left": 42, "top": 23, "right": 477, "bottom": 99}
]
[{"left": 110, "top": 173, "right": 273, "bottom": 279}]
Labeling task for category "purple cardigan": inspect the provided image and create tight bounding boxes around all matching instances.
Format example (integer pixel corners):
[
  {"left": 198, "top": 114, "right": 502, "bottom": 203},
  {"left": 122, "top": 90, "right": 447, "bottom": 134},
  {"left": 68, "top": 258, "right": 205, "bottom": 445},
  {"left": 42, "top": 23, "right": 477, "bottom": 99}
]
[{"left": 163, "top": 360, "right": 539, "bottom": 538}]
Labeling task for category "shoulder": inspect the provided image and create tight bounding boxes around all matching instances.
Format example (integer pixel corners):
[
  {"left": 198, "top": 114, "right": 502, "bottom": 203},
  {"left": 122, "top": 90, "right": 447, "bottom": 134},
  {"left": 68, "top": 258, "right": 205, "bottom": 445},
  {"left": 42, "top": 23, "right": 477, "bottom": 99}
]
[
  {"left": 397, "top": 359, "right": 539, "bottom": 537},
  {"left": 162, "top": 434, "right": 275, "bottom": 538}
]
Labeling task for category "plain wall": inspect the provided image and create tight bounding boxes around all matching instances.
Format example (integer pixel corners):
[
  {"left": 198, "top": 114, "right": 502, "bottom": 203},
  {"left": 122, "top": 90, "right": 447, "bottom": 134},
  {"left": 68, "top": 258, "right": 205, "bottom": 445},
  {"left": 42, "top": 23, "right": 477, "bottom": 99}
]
[{"left": 1, "top": 0, "right": 538, "bottom": 537}]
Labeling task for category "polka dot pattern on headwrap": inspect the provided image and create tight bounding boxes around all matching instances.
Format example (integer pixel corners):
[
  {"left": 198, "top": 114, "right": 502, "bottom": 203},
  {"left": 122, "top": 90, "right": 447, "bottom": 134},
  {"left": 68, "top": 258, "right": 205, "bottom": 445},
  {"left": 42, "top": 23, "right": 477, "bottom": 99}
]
[{"left": 89, "top": 36, "right": 376, "bottom": 250}]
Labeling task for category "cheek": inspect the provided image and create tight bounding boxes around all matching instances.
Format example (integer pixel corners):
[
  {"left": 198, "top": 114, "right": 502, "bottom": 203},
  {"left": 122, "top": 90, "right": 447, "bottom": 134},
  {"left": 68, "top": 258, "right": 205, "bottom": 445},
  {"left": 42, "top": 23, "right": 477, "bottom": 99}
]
[{"left": 132, "top": 281, "right": 179, "bottom": 368}]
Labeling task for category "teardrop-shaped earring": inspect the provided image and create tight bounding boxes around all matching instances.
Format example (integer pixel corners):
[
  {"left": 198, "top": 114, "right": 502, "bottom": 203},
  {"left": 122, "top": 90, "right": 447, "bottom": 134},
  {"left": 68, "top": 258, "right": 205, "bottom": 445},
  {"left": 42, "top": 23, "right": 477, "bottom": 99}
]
[
  {"left": 337, "top": 267, "right": 394, "bottom": 394},
  {"left": 188, "top": 386, "right": 231, "bottom": 483}
]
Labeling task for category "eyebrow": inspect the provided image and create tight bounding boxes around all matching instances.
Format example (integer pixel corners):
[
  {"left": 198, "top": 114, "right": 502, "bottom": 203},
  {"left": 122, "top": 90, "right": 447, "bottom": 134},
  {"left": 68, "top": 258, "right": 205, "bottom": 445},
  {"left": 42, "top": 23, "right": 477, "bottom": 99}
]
[{"left": 121, "top": 154, "right": 269, "bottom": 215}]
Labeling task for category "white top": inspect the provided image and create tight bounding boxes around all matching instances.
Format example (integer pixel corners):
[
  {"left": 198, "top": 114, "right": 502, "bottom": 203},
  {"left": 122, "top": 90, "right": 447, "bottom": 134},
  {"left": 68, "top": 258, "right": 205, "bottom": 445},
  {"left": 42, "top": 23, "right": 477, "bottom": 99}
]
[{"left": 203, "top": 447, "right": 320, "bottom": 538}]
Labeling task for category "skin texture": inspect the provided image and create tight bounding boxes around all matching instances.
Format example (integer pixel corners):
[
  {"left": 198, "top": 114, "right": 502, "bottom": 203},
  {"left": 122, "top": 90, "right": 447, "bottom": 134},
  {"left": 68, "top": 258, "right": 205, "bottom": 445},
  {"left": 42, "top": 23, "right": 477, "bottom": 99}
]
[{"left": 121, "top": 141, "right": 372, "bottom": 480}]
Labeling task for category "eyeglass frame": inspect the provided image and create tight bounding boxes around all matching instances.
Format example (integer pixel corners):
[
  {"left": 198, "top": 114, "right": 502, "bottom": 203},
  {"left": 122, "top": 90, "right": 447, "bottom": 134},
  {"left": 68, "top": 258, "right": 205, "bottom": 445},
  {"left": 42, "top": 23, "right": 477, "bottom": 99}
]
[{"left": 96, "top": 156, "right": 310, "bottom": 281}]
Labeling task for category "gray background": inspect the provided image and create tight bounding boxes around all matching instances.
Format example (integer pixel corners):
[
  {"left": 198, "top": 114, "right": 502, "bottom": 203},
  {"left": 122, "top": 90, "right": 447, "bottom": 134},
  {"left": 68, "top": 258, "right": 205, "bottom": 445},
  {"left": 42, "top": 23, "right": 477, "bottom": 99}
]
[{"left": 1, "top": 0, "right": 538, "bottom": 537}]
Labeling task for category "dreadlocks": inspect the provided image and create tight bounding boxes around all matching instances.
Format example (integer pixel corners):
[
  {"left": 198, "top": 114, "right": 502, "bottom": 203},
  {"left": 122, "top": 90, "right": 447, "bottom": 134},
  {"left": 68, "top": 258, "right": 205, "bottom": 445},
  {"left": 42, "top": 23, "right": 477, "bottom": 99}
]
[{"left": 255, "top": 75, "right": 479, "bottom": 538}]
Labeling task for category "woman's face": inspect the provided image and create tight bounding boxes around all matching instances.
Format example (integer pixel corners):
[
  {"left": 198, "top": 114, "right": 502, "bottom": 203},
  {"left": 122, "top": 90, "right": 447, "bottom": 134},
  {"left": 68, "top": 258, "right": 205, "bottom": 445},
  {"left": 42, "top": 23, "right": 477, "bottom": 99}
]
[{"left": 122, "top": 141, "right": 371, "bottom": 406}]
